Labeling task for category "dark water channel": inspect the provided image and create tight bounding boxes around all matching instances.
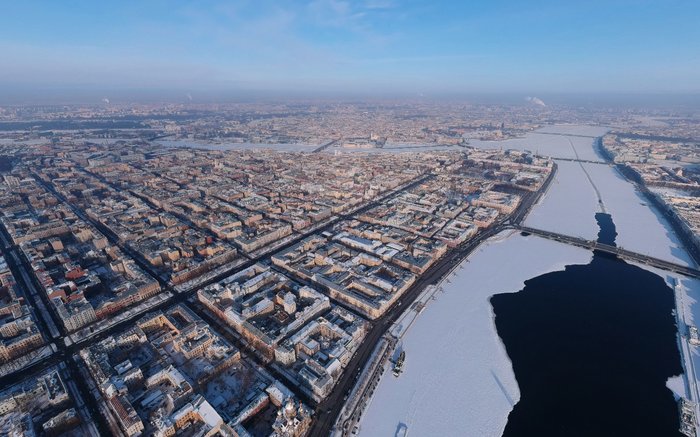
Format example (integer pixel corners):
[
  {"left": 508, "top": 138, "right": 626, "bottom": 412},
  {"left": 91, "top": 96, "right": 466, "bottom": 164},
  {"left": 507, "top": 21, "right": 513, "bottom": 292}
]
[{"left": 492, "top": 213, "right": 683, "bottom": 436}]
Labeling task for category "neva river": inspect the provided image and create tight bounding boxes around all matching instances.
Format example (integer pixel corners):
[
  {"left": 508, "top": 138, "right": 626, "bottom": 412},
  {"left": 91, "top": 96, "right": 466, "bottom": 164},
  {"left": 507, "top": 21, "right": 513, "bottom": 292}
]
[
  {"left": 492, "top": 214, "right": 683, "bottom": 436},
  {"left": 358, "top": 125, "right": 694, "bottom": 436}
]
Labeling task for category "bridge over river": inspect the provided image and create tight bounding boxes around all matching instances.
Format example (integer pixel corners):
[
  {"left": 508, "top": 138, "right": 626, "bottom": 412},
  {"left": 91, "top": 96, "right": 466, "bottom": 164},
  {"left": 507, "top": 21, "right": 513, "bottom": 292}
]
[{"left": 517, "top": 225, "right": 700, "bottom": 278}]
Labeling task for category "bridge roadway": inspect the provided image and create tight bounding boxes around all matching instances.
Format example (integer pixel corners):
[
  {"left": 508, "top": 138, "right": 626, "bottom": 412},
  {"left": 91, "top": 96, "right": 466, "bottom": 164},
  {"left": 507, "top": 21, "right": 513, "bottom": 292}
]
[
  {"left": 552, "top": 157, "right": 610, "bottom": 165},
  {"left": 312, "top": 138, "right": 341, "bottom": 153},
  {"left": 517, "top": 225, "right": 700, "bottom": 278},
  {"left": 534, "top": 131, "right": 605, "bottom": 139}
]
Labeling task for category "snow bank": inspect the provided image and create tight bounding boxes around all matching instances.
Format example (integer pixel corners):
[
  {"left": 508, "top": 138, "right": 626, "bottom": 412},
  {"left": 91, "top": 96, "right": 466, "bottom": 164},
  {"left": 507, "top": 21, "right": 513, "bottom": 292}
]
[{"left": 358, "top": 232, "right": 591, "bottom": 437}]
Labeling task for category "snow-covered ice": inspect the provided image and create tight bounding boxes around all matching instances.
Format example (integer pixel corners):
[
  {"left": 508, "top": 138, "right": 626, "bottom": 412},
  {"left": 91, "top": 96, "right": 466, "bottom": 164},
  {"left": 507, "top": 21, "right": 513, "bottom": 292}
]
[
  {"left": 525, "top": 160, "right": 601, "bottom": 240},
  {"left": 359, "top": 124, "right": 695, "bottom": 436},
  {"left": 534, "top": 124, "right": 610, "bottom": 137},
  {"left": 525, "top": 159, "right": 693, "bottom": 266},
  {"left": 358, "top": 231, "right": 591, "bottom": 437},
  {"left": 468, "top": 125, "right": 607, "bottom": 162},
  {"left": 483, "top": 124, "right": 695, "bottom": 266},
  {"left": 583, "top": 163, "right": 694, "bottom": 266}
]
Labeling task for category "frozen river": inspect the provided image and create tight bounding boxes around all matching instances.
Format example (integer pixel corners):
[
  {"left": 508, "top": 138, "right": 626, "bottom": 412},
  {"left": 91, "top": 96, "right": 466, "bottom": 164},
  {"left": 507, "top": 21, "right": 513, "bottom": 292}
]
[
  {"left": 492, "top": 214, "right": 683, "bottom": 436},
  {"left": 524, "top": 159, "right": 694, "bottom": 266},
  {"left": 358, "top": 231, "right": 592, "bottom": 437},
  {"left": 470, "top": 125, "right": 693, "bottom": 267},
  {"left": 358, "top": 125, "right": 697, "bottom": 436},
  {"left": 468, "top": 125, "right": 610, "bottom": 162}
]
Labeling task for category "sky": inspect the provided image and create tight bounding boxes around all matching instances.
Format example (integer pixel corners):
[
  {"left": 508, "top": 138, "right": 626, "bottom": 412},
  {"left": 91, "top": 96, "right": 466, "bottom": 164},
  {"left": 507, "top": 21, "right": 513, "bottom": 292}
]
[{"left": 0, "top": 0, "right": 699, "bottom": 100}]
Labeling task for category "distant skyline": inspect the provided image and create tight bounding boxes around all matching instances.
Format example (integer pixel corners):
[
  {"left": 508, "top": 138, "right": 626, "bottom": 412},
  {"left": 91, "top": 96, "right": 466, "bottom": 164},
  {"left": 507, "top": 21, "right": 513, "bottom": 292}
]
[{"left": 1, "top": 0, "right": 700, "bottom": 101}]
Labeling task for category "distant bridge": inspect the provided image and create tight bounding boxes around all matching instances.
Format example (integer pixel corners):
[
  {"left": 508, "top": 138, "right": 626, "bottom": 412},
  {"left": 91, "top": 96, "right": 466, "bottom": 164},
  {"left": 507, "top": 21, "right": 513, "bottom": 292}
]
[
  {"left": 313, "top": 138, "right": 341, "bottom": 153},
  {"left": 535, "top": 132, "right": 603, "bottom": 139},
  {"left": 517, "top": 225, "right": 700, "bottom": 278},
  {"left": 552, "top": 157, "right": 610, "bottom": 165},
  {"left": 147, "top": 133, "right": 176, "bottom": 141}
]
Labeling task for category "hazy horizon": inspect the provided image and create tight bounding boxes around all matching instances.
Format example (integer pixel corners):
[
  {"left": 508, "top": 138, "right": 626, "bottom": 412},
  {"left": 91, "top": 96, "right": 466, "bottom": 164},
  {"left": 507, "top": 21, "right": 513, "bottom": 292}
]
[
  {"left": 1, "top": 0, "right": 700, "bottom": 105},
  {"left": 1, "top": 87, "right": 700, "bottom": 110}
]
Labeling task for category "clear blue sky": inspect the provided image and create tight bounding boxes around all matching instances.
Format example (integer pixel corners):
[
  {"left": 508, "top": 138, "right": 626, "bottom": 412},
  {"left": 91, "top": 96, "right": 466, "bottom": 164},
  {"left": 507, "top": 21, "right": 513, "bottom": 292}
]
[{"left": 1, "top": 0, "right": 699, "bottom": 96}]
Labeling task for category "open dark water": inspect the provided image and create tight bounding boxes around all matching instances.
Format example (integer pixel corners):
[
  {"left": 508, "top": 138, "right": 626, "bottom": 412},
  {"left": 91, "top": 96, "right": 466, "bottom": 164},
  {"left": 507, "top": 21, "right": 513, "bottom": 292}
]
[{"left": 492, "top": 213, "right": 683, "bottom": 437}]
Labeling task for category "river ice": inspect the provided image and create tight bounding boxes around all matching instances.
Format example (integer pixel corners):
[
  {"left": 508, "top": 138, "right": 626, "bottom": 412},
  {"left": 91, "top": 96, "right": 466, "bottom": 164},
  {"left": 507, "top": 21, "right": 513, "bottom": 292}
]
[
  {"left": 358, "top": 231, "right": 591, "bottom": 437},
  {"left": 359, "top": 124, "right": 694, "bottom": 436}
]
